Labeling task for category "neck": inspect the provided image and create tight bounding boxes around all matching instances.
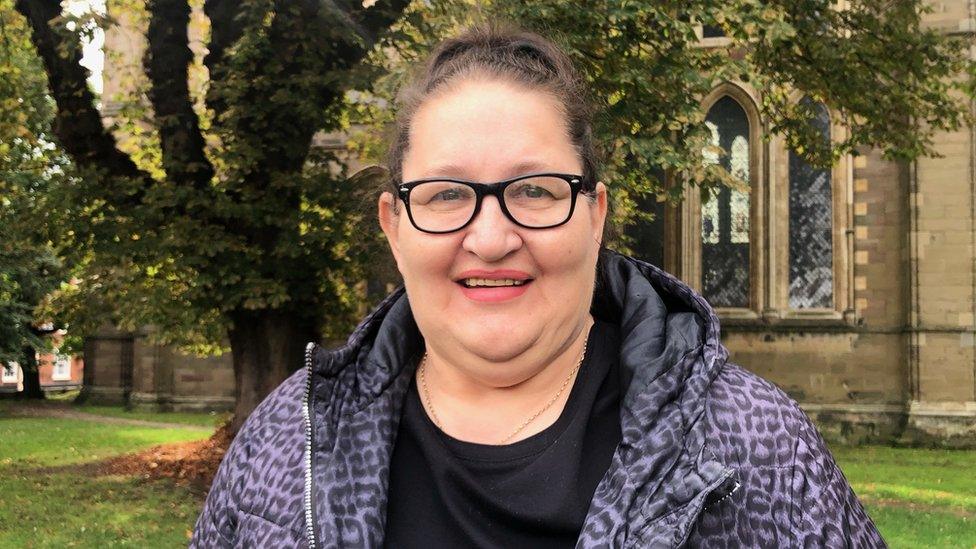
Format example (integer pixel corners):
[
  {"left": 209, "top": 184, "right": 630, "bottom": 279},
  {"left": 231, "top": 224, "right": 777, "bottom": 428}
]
[{"left": 419, "top": 315, "right": 594, "bottom": 444}]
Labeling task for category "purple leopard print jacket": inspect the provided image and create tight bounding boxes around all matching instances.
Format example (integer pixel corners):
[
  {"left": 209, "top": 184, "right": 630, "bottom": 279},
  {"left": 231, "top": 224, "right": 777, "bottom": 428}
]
[{"left": 191, "top": 251, "right": 886, "bottom": 548}]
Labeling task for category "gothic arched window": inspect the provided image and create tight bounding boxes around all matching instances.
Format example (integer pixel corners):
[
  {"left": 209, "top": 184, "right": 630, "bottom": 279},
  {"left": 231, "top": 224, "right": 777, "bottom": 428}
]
[
  {"left": 702, "top": 96, "right": 751, "bottom": 308},
  {"left": 788, "top": 99, "right": 833, "bottom": 309}
]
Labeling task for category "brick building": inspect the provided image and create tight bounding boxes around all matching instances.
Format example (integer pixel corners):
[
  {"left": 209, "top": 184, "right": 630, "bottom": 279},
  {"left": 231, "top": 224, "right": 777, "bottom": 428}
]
[
  {"left": 1, "top": 333, "right": 85, "bottom": 395},
  {"left": 82, "top": 2, "right": 976, "bottom": 442}
]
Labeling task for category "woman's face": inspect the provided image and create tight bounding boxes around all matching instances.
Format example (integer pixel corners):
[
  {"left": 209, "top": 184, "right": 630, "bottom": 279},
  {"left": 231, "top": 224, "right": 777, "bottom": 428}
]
[{"left": 379, "top": 77, "right": 607, "bottom": 385}]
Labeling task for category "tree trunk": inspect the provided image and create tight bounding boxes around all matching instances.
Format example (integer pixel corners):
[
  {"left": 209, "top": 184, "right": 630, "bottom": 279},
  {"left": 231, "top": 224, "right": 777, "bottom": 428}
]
[
  {"left": 18, "top": 346, "right": 44, "bottom": 400},
  {"left": 227, "top": 309, "right": 320, "bottom": 435}
]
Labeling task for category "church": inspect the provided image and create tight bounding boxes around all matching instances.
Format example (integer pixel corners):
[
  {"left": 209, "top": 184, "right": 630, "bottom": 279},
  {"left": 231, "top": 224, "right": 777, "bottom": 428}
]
[{"left": 82, "top": 2, "right": 976, "bottom": 446}]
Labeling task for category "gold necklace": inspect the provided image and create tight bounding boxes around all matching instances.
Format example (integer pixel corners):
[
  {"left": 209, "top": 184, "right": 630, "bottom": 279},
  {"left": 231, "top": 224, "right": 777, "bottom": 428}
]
[{"left": 418, "top": 336, "right": 589, "bottom": 445}]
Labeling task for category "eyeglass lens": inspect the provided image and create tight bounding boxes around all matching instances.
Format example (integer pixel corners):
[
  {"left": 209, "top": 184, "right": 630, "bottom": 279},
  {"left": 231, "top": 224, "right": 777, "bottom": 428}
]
[{"left": 408, "top": 176, "right": 574, "bottom": 232}]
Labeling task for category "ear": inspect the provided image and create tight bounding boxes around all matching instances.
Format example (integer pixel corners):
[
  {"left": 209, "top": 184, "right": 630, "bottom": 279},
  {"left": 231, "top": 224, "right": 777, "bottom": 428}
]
[
  {"left": 378, "top": 191, "right": 404, "bottom": 268},
  {"left": 590, "top": 181, "right": 608, "bottom": 245}
]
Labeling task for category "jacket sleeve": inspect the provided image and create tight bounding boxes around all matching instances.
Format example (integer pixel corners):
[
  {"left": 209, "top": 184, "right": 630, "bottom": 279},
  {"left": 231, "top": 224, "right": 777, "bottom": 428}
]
[
  {"left": 189, "top": 424, "right": 251, "bottom": 548},
  {"left": 788, "top": 415, "right": 887, "bottom": 548}
]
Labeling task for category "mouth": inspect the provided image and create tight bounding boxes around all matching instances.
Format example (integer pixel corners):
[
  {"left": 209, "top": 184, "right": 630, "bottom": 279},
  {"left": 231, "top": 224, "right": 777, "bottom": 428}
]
[
  {"left": 459, "top": 278, "right": 531, "bottom": 288},
  {"left": 453, "top": 270, "right": 534, "bottom": 302}
]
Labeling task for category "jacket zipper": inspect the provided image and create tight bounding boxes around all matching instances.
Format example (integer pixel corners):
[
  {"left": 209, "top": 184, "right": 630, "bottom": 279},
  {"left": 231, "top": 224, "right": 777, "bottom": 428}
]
[
  {"left": 623, "top": 468, "right": 737, "bottom": 549},
  {"left": 302, "top": 341, "right": 318, "bottom": 549}
]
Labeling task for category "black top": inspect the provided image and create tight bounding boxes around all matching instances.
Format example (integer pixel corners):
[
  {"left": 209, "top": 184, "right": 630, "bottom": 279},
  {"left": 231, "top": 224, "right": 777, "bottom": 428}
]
[{"left": 383, "top": 320, "right": 623, "bottom": 548}]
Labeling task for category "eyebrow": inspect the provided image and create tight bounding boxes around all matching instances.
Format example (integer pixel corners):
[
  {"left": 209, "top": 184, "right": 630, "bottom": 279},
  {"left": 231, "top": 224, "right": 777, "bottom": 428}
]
[{"left": 421, "top": 160, "right": 555, "bottom": 181}]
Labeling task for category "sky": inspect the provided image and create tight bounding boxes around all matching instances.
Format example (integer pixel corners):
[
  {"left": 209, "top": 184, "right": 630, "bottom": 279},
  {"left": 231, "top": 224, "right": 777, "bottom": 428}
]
[{"left": 64, "top": 0, "right": 106, "bottom": 95}]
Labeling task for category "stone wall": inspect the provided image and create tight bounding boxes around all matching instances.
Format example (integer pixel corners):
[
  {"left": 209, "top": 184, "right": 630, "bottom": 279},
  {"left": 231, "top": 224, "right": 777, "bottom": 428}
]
[
  {"left": 83, "top": 325, "right": 234, "bottom": 412},
  {"left": 715, "top": 2, "right": 976, "bottom": 445}
]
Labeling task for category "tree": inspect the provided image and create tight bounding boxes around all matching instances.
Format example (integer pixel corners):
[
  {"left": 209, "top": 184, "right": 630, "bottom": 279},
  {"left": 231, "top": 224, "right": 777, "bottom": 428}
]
[
  {"left": 11, "top": 0, "right": 409, "bottom": 433},
  {"left": 0, "top": 243, "right": 62, "bottom": 399},
  {"left": 0, "top": 0, "right": 68, "bottom": 398},
  {"left": 348, "top": 0, "right": 975, "bottom": 243},
  {"left": 7, "top": 0, "right": 972, "bottom": 434}
]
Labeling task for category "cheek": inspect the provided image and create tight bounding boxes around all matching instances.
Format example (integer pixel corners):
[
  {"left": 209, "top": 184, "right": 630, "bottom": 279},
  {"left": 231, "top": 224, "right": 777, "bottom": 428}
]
[
  {"left": 398, "top": 231, "right": 459, "bottom": 287},
  {"left": 531, "top": 229, "right": 597, "bottom": 283}
]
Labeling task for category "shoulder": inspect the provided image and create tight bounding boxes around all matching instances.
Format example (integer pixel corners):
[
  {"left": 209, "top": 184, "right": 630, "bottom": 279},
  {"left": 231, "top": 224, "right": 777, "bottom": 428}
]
[
  {"left": 231, "top": 366, "right": 308, "bottom": 491},
  {"left": 704, "top": 361, "right": 817, "bottom": 470},
  {"left": 243, "top": 367, "right": 309, "bottom": 440},
  {"left": 191, "top": 368, "right": 309, "bottom": 547},
  {"left": 691, "top": 363, "right": 885, "bottom": 545},
  {"left": 213, "top": 366, "right": 309, "bottom": 473}
]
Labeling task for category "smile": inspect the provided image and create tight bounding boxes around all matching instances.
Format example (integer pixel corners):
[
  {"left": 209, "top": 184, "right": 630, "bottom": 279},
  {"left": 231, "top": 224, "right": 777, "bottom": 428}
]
[{"left": 461, "top": 278, "right": 529, "bottom": 288}]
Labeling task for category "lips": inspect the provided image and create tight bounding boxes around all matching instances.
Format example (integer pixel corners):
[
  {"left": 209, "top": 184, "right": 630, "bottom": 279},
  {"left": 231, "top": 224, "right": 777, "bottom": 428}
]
[
  {"left": 460, "top": 278, "right": 528, "bottom": 288},
  {"left": 454, "top": 269, "right": 534, "bottom": 302}
]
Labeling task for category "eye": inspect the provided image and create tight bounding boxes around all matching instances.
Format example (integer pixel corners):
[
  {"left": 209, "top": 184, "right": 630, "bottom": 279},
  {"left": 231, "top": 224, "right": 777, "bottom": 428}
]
[
  {"left": 511, "top": 184, "right": 555, "bottom": 199},
  {"left": 430, "top": 188, "right": 466, "bottom": 202}
]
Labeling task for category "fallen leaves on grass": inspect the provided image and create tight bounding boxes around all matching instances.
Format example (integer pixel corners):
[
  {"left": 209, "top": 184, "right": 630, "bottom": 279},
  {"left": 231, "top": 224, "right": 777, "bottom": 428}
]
[{"left": 97, "top": 422, "right": 234, "bottom": 494}]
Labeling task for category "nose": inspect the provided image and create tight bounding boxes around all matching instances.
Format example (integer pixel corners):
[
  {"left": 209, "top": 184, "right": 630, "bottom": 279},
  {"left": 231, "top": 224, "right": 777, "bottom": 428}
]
[{"left": 460, "top": 195, "right": 523, "bottom": 262}]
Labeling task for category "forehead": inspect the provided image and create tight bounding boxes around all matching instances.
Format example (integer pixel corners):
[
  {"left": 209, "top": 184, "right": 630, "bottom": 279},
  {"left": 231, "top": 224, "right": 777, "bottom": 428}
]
[{"left": 403, "top": 78, "right": 578, "bottom": 180}]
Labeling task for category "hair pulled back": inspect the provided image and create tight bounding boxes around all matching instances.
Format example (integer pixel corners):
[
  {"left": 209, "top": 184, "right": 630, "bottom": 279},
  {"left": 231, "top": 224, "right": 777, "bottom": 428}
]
[{"left": 385, "top": 22, "right": 600, "bottom": 191}]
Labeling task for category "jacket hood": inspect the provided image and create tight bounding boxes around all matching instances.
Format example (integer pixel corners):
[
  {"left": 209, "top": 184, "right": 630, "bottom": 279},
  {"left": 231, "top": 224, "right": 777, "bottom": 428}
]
[
  {"left": 580, "top": 251, "right": 735, "bottom": 546},
  {"left": 305, "top": 249, "right": 736, "bottom": 547}
]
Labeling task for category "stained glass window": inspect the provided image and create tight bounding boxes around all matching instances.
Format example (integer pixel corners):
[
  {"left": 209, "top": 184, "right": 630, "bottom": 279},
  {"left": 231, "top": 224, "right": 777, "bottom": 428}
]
[
  {"left": 702, "top": 96, "right": 751, "bottom": 308},
  {"left": 789, "top": 99, "right": 833, "bottom": 309}
]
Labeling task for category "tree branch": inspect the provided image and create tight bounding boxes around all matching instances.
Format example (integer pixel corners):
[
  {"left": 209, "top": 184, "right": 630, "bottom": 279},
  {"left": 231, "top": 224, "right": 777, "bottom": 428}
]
[
  {"left": 321, "top": 0, "right": 410, "bottom": 51},
  {"left": 14, "top": 0, "right": 150, "bottom": 187},
  {"left": 237, "top": 0, "right": 411, "bottom": 174},
  {"left": 202, "top": 0, "right": 244, "bottom": 124},
  {"left": 145, "top": 0, "right": 214, "bottom": 190}
]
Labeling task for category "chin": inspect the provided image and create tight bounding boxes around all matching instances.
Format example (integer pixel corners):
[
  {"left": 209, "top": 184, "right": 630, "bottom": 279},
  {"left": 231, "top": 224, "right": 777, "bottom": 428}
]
[{"left": 458, "top": 330, "right": 535, "bottom": 362}]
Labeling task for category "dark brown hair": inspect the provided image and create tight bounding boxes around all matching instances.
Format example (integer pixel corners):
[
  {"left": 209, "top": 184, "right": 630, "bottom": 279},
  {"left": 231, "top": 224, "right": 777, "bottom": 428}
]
[{"left": 384, "top": 21, "right": 601, "bottom": 192}]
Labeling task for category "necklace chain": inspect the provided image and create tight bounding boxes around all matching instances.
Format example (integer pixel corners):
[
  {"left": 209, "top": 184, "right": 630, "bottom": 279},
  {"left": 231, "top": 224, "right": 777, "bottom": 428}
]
[{"left": 418, "top": 336, "right": 589, "bottom": 445}]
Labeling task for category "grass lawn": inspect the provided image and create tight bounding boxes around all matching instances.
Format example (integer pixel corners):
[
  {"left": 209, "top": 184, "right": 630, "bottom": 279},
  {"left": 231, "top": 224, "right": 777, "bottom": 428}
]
[
  {"left": 1, "top": 400, "right": 973, "bottom": 547},
  {"left": 832, "top": 445, "right": 976, "bottom": 548},
  {"left": 32, "top": 389, "right": 232, "bottom": 428},
  {"left": 0, "top": 405, "right": 214, "bottom": 548},
  {"left": 75, "top": 405, "right": 230, "bottom": 428}
]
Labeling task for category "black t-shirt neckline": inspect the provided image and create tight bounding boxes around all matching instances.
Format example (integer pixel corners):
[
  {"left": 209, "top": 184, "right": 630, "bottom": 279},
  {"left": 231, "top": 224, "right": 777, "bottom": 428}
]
[
  {"left": 423, "top": 325, "right": 598, "bottom": 463},
  {"left": 384, "top": 319, "right": 623, "bottom": 549}
]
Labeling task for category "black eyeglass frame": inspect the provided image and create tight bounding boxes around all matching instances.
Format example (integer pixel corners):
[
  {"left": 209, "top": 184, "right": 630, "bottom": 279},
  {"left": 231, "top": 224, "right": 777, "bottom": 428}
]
[{"left": 395, "top": 172, "right": 595, "bottom": 234}]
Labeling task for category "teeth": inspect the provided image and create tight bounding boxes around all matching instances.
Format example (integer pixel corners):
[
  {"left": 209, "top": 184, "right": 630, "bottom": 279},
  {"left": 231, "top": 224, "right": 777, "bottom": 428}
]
[{"left": 462, "top": 278, "right": 527, "bottom": 288}]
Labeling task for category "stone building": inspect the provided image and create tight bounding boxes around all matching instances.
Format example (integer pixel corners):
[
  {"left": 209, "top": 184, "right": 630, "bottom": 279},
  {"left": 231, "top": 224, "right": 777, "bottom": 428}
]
[
  {"left": 626, "top": 7, "right": 976, "bottom": 446},
  {"left": 80, "top": 325, "right": 235, "bottom": 411},
  {"left": 84, "top": 2, "right": 976, "bottom": 442}
]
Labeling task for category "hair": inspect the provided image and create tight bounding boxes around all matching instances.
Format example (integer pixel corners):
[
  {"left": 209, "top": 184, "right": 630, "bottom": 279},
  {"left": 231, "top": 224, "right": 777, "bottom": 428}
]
[{"left": 383, "top": 21, "right": 602, "bottom": 194}]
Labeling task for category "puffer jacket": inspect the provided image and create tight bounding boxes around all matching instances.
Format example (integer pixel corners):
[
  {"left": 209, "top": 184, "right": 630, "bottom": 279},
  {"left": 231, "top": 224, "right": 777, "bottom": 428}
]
[{"left": 191, "top": 251, "right": 886, "bottom": 548}]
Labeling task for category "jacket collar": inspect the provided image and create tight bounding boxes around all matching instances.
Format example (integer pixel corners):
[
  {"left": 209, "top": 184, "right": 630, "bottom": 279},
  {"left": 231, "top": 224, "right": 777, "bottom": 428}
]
[
  {"left": 579, "top": 251, "right": 736, "bottom": 547},
  {"left": 306, "top": 250, "right": 736, "bottom": 547}
]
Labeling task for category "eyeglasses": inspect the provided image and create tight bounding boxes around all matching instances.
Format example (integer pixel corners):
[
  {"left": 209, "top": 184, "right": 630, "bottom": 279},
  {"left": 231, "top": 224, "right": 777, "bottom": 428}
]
[{"left": 395, "top": 173, "right": 594, "bottom": 234}]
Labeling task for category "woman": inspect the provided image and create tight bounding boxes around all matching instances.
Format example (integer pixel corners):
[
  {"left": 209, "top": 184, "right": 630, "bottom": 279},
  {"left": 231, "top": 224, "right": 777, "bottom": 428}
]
[{"left": 192, "top": 23, "right": 885, "bottom": 548}]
